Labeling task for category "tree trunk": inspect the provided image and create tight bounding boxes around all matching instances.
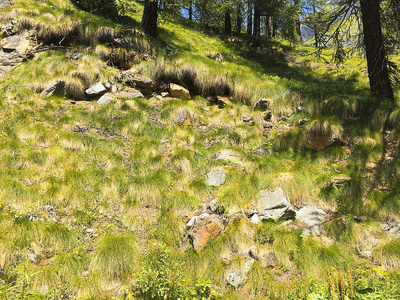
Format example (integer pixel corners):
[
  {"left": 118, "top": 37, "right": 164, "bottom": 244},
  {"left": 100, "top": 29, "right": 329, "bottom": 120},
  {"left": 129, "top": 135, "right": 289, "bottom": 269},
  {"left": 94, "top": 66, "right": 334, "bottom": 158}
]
[
  {"left": 360, "top": 0, "right": 394, "bottom": 100},
  {"left": 313, "top": 4, "right": 318, "bottom": 47},
  {"left": 236, "top": 5, "right": 242, "bottom": 33},
  {"left": 294, "top": 0, "right": 302, "bottom": 43},
  {"left": 252, "top": 3, "right": 260, "bottom": 46},
  {"left": 272, "top": 17, "right": 277, "bottom": 38},
  {"left": 246, "top": 0, "right": 252, "bottom": 35},
  {"left": 225, "top": 10, "right": 232, "bottom": 35},
  {"left": 188, "top": 1, "right": 193, "bottom": 20},
  {"left": 265, "top": 15, "right": 271, "bottom": 39},
  {"left": 141, "top": 0, "right": 158, "bottom": 38}
]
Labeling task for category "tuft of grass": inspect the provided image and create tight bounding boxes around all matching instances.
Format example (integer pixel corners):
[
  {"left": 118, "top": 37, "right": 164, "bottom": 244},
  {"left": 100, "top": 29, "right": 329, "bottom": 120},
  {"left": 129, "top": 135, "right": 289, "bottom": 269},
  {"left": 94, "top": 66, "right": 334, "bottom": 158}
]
[{"left": 90, "top": 234, "right": 139, "bottom": 280}]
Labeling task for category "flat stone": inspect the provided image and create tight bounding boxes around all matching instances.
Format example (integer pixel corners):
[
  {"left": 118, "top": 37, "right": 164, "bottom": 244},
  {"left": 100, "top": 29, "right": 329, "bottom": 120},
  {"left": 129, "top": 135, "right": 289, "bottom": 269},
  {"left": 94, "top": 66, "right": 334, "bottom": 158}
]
[
  {"left": 97, "top": 93, "right": 114, "bottom": 105},
  {"left": 115, "top": 90, "right": 144, "bottom": 99},
  {"left": 170, "top": 83, "right": 190, "bottom": 99},
  {"left": 205, "top": 170, "right": 226, "bottom": 186},
  {"left": 85, "top": 82, "right": 107, "bottom": 97},
  {"left": 242, "top": 115, "right": 253, "bottom": 122}
]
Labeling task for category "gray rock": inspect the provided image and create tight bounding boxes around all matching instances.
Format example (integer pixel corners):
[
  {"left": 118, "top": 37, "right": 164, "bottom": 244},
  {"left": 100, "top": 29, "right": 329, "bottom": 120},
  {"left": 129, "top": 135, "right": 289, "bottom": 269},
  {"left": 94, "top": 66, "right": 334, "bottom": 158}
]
[
  {"left": 254, "top": 98, "right": 271, "bottom": 111},
  {"left": 97, "top": 93, "right": 114, "bottom": 105},
  {"left": 132, "top": 74, "right": 155, "bottom": 90},
  {"left": 258, "top": 188, "right": 295, "bottom": 221},
  {"left": 226, "top": 259, "right": 254, "bottom": 287},
  {"left": 296, "top": 206, "right": 327, "bottom": 236},
  {"left": 205, "top": 170, "right": 226, "bottom": 186},
  {"left": 85, "top": 82, "right": 107, "bottom": 97},
  {"left": 170, "top": 83, "right": 190, "bottom": 99},
  {"left": 250, "top": 214, "right": 260, "bottom": 224},
  {"left": 0, "top": 0, "right": 14, "bottom": 8},
  {"left": 242, "top": 115, "right": 253, "bottom": 122},
  {"left": 41, "top": 80, "right": 65, "bottom": 98},
  {"left": 69, "top": 53, "right": 82, "bottom": 60},
  {"left": 115, "top": 90, "right": 144, "bottom": 99},
  {"left": 186, "top": 216, "right": 199, "bottom": 228}
]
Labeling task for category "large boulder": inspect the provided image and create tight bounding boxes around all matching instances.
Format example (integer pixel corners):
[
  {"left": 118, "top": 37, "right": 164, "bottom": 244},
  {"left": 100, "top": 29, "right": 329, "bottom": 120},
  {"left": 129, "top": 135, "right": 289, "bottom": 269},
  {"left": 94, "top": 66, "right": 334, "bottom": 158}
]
[
  {"left": 296, "top": 206, "right": 327, "bottom": 236},
  {"left": 189, "top": 214, "right": 223, "bottom": 251},
  {"left": 85, "top": 82, "right": 107, "bottom": 97},
  {"left": 1, "top": 32, "right": 30, "bottom": 53},
  {"left": 41, "top": 80, "right": 65, "bottom": 98},
  {"left": 258, "top": 188, "right": 295, "bottom": 221},
  {"left": 205, "top": 170, "right": 226, "bottom": 186},
  {"left": 170, "top": 83, "right": 190, "bottom": 99}
]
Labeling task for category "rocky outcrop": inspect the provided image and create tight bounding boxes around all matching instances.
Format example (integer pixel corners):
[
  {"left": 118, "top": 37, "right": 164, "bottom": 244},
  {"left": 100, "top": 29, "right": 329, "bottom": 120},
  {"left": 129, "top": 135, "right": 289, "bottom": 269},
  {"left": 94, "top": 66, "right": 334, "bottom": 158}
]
[
  {"left": 115, "top": 89, "right": 144, "bottom": 99},
  {"left": 381, "top": 222, "right": 400, "bottom": 239},
  {"left": 205, "top": 170, "right": 226, "bottom": 186},
  {"left": 118, "top": 70, "right": 155, "bottom": 93},
  {"left": 258, "top": 188, "right": 296, "bottom": 221},
  {"left": 169, "top": 83, "right": 190, "bottom": 99}
]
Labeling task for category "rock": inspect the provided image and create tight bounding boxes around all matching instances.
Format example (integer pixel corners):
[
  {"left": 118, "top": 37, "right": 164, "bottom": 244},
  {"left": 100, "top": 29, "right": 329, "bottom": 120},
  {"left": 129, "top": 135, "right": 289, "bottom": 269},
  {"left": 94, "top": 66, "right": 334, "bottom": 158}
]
[
  {"left": 205, "top": 170, "right": 226, "bottom": 186},
  {"left": 242, "top": 115, "right": 253, "bottom": 123},
  {"left": 85, "top": 82, "right": 107, "bottom": 97},
  {"left": 115, "top": 90, "right": 144, "bottom": 99},
  {"left": 182, "top": 210, "right": 200, "bottom": 223},
  {"left": 296, "top": 206, "right": 327, "bottom": 236},
  {"left": 226, "top": 259, "right": 254, "bottom": 287},
  {"left": 97, "top": 93, "right": 114, "bottom": 105},
  {"left": 69, "top": 53, "right": 82, "bottom": 60},
  {"left": 0, "top": 0, "right": 14, "bottom": 8},
  {"left": 258, "top": 188, "right": 295, "bottom": 221},
  {"left": 189, "top": 215, "right": 223, "bottom": 251},
  {"left": 186, "top": 216, "right": 199, "bottom": 228},
  {"left": 254, "top": 99, "right": 271, "bottom": 111},
  {"left": 212, "top": 150, "right": 243, "bottom": 165},
  {"left": 217, "top": 96, "right": 231, "bottom": 107},
  {"left": 1, "top": 32, "right": 29, "bottom": 53},
  {"left": 170, "top": 83, "right": 190, "bottom": 99},
  {"left": 133, "top": 75, "right": 155, "bottom": 91},
  {"left": 381, "top": 222, "right": 400, "bottom": 238},
  {"left": 41, "top": 80, "right": 65, "bottom": 98},
  {"left": 250, "top": 214, "right": 260, "bottom": 224},
  {"left": 161, "top": 92, "right": 169, "bottom": 97},
  {"left": 175, "top": 107, "right": 191, "bottom": 125}
]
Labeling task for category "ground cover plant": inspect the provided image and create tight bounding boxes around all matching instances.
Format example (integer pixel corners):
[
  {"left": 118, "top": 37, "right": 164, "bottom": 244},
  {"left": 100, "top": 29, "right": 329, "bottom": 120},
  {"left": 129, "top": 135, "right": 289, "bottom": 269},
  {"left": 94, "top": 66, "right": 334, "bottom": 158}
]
[{"left": 0, "top": 0, "right": 400, "bottom": 299}]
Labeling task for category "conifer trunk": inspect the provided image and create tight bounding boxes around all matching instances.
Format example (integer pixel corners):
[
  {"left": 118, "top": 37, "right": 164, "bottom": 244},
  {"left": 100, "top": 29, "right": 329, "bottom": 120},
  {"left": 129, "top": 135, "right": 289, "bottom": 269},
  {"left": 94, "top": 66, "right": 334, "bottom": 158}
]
[
  {"left": 141, "top": 0, "right": 158, "bottom": 38},
  {"left": 252, "top": 3, "right": 260, "bottom": 46},
  {"left": 236, "top": 5, "right": 242, "bottom": 33},
  {"left": 246, "top": 0, "right": 252, "bottom": 35},
  {"left": 360, "top": 0, "right": 394, "bottom": 100},
  {"left": 225, "top": 10, "right": 232, "bottom": 35}
]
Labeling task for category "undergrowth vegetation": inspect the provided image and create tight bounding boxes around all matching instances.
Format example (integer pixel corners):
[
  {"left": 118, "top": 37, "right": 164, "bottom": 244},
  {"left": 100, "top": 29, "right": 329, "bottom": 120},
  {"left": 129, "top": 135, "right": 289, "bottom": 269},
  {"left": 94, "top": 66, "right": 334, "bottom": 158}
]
[{"left": 0, "top": 0, "right": 400, "bottom": 299}]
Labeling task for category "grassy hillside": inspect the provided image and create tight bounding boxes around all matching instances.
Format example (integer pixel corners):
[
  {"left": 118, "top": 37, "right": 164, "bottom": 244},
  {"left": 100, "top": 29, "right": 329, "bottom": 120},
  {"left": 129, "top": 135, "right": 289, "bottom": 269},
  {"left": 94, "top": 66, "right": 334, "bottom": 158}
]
[{"left": 1, "top": 0, "right": 400, "bottom": 299}]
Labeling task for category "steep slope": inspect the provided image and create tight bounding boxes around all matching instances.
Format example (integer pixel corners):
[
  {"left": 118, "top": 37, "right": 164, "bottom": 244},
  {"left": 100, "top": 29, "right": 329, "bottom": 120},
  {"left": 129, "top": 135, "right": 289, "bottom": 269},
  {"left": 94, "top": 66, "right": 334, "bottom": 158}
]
[{"left": 0, "top": 0, "right": 400, "bottom": 299}]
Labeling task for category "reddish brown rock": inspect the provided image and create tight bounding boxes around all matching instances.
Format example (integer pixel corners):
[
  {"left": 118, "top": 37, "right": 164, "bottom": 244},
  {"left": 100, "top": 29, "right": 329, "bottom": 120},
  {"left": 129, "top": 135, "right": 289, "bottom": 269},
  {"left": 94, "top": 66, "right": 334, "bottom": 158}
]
[{"left": 190, "top": 215, "right": 223, "bottom": 251}]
